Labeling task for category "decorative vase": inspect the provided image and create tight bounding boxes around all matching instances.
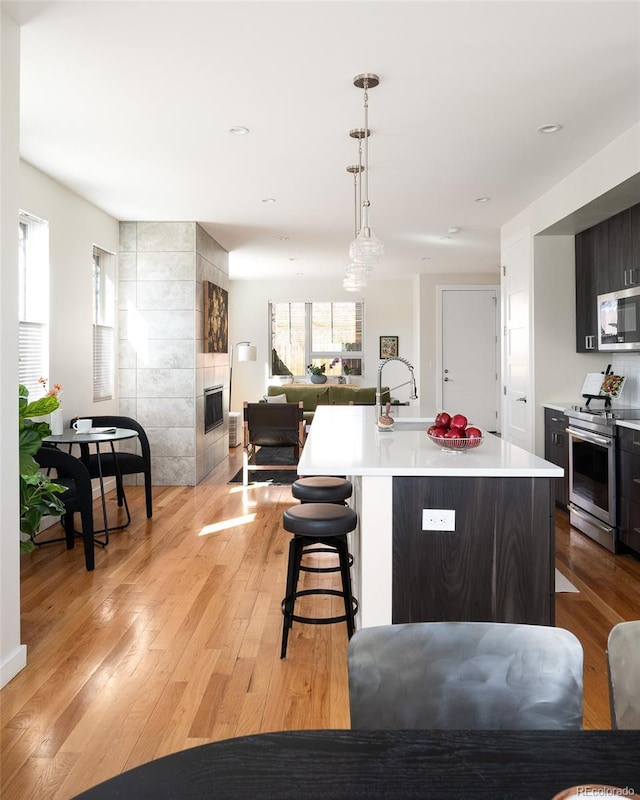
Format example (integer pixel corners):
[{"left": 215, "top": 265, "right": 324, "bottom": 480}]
[
  {"left": 50, "top": 408, "right": 63, "bottom": 436},
  {"left": 310, "top": 374, "right": 327, "bottom": 384}
]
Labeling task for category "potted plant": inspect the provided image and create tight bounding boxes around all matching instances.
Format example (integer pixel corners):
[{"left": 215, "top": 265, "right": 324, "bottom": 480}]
[
  {"left": 19, "top": 384, "right": 66, "bottom": 553},
  {"left": 306, "top": 363, "right": 327, "bottom": 384}
]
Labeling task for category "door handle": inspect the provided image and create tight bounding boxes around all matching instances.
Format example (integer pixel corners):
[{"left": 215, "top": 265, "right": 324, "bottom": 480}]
[
  {"left": 515, "top": 396, "right": 527, "bottom": 403},
  {"left": 444, "top": 377, "right": 449, "bottom": 382}
]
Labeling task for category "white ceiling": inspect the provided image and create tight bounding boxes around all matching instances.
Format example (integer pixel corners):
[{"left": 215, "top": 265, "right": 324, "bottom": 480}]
[{"left": 8, "top": 0, "right": 640, "bottom": 281}]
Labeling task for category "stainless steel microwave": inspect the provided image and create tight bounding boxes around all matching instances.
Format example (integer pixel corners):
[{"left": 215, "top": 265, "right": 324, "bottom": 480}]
[{"left": 598, "top": 286, "right": 640, "bottom": 351}]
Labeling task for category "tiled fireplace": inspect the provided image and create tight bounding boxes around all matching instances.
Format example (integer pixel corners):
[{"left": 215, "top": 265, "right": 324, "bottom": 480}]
[{"left": 118, "top": 221, "right": 229, "bottom": 485}]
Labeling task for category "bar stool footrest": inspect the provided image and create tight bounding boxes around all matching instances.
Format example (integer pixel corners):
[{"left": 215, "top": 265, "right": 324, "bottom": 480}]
[
  {"left": 281, "top": 588, "right": 358, "bottom": 626},
  {"left": 300, "top": 546, "right": 354, "bottom": 573}
]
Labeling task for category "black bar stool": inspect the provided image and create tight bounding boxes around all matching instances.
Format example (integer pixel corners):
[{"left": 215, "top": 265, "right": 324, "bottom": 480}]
[
  {"left": 281, "top": 503, "right": 358, "bottom": 659},
  {"left": 292, "top": 476, "right": 355, "bottom": 573},
  {"left": 292, "top": 476, "right": 353, "bottom": 505}
]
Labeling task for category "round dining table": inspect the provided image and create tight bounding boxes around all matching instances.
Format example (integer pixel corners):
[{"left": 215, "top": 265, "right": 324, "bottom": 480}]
[{"left": 72, "top": 729, "right": 640, "bottom": 799}]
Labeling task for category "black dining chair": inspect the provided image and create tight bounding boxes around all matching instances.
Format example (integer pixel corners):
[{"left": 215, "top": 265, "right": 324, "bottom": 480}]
[
  {"left": 34, "top": 445, "right": 96, "bottom": 571},
  {"left": 77, "top": 415, "right": 153, "bottom": 519}
]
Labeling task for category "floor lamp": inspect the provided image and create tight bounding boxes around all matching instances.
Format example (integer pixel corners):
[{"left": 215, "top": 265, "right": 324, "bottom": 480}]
[{"left": 229, "top": 341, "right": 257, "bottom": 412}]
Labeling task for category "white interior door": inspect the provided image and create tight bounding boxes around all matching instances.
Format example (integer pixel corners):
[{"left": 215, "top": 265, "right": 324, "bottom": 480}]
[
  {"left": 502, "top": 232, "right": 533, "bottom": 451},
  {"left": 438, "top": 286, "right": 499, "bottom": 431}
]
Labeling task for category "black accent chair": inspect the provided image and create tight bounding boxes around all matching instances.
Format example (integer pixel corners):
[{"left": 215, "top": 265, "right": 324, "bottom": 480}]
[
  {"left": 34, "top": 445, "right": 96, "bottom": 571},
  {"left": 78, "top": 416, "right": 153, "bottom": 519},
  {"left": 242, "top": 401, "right": 306, "bottom": 486}
]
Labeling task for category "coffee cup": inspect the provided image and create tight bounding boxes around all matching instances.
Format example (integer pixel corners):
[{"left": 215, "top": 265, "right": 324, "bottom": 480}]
[{"left": 73, "top": 418, "right": 92, "bottom": 434}]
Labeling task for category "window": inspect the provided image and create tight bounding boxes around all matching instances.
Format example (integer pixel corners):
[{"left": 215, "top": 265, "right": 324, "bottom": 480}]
[
  {"left": 18, "top": 212, "right": 49, "bottom": 397},
  {"left": 270, "top": 301, "right": 364, "bottom": 378},
  {"left": 92, "top": 245, "right": 116, "bottom": 401}
]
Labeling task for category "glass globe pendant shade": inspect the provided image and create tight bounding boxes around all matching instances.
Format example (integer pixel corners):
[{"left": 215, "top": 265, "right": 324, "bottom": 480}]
[
  {"left": 343, "top": 271, "right": 367, "bottom": 292},
  {"left": 346, "top": 260, "right": 373, "bottom": 278},
  {"left": 349, "top": 225, "right": 384, "bottom": 265}
]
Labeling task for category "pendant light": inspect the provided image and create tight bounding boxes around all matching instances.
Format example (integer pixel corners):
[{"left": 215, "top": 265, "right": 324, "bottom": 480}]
[
  {"left": 349, "top": 73, "right": 384, "bottom": 266},
  {"left": 343, "top": 130, "right": 371, "bottom": 291},
  {"left": 343, "top": 160, "right": 367, "bottom": 292}
]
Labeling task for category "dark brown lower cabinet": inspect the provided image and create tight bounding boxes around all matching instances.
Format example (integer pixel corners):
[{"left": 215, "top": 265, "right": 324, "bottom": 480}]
[
  {"left": 544, "top": 408, "right": 569, "bottom": 510},
  {"left": 616, "top": 428, "right": 640, "bottom": 557},
  {"left": 617, "top": 497, "right": 640, "bottom": 557},
  {"left": 392, "top": 476, "right": 554, "bottom": 626}
]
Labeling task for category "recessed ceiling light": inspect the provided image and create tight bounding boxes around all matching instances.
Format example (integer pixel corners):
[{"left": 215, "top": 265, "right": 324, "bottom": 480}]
[
  {"left": 475, "top": 196, "right": 491, "bottom": 203},
  {"left": 296, "top": 272, "right": 303, "bottom": 277},
  {"left": 262, "top": 198, "right": 276, "bottom": 204},
  {"left": 229, "top": 126, "right": 250, "bottom": 135},
  {"left": 421, "top": 257, "right": 431, "bottom": 261},
  {"left": 537, "top": 123, "right": 563, "bottom": 134},
  {"left": 279, "top": 236, "right": 290, "bottom": 241},
  {"left": 447, "top": 226, "right": 461, "bottom": 235},
  {"left": 289, "top": 258, "right": 298, "bottom": 262},
  {"left": 440, "top": 236, "right": 451, "bottom": 241}
]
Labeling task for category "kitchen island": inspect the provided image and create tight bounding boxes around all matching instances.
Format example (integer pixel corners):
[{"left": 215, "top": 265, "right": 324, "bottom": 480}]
[{"left": 297, "top": 405, "right": 563, "bottom": 628}]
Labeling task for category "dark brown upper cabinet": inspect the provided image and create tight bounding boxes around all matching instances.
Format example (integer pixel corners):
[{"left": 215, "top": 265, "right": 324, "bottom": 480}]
[
  {"left": 608, "top": 207, "right": 635, "bottom": 290},
  {"left": 575, "top": 201, "right": 640, "bottom": 353},
  {"left": 575, "top": 220, "right": 608, "bottom": 352}
]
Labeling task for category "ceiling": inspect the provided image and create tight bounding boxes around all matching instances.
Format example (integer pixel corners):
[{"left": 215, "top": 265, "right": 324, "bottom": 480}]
[{"left": 8, "top": 1, "right": 640, "bottom": 282}]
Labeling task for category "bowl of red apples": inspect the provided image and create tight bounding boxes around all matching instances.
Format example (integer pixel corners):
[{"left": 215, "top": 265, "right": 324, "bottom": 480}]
[{"left": 427, "top": 412, "right": 483, "bottom": 453}]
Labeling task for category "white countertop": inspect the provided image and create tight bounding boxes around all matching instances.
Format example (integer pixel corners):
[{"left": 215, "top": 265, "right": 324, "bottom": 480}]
[{"left": 298, "top": 406, "right": 562, "bottom": 477}]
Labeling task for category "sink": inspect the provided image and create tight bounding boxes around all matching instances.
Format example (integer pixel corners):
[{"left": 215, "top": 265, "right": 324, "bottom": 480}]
[{"left": 383, "top": 419, "right": 432, "bottom": 431}]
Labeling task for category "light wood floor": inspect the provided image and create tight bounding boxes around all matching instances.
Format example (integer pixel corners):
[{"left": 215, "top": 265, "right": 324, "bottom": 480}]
[{"left": 3, "top": 448, "right": 640, "bottom": 799}]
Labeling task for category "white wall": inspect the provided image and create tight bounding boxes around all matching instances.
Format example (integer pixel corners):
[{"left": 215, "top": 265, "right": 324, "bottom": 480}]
[
  {"left": 502, "top": 123, "right": 640, "bottom": 242},
  {"left": 501, "top": 122, "right": 640, "bottom": 455},
  {"left": 0, "top": 124, "right": 119, "bottom": 686},
  {"left": 20, "top": 161, "right": 120, "bottom": 424},
  {"left": 533, "top": 235, "right": 603, "bottom": 454},
  {"left": 228, "top": 277, "right": 418, "bottom": 410},
  {"left": 1, "top": 8, "right": 25, "bottom": 688}
]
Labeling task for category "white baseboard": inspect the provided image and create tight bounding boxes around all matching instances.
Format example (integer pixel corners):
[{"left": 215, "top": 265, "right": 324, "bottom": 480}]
[{"left": 0, "top": 643, "right": 27, "bottom": 688}]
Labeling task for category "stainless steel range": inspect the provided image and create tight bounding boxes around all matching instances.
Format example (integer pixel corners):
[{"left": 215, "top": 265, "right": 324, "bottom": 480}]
[{"left": 564, "top": 404, "right": 640, "bottom": 552}]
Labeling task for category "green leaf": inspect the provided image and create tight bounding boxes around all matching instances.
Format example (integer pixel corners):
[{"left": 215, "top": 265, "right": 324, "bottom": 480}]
[
  {"left": 23, "top": 396, "right": 59, "bottom": 419},
  {"left": 20, "top": 538, "right": 35, "bottom": 554}
]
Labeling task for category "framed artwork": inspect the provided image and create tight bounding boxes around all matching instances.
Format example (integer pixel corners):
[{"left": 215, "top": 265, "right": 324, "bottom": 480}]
[
  {"left": 379, "top": 335, "right": 398, "bottom": 359},
  {"left": 204, "top": 280, "right": 229, "bottom": 353}
]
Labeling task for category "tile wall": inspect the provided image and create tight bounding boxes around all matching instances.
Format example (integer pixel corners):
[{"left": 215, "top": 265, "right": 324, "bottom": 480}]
[
  {"left": 610, "top": 353, "right": 640, "bottom": 407},
  {"left": 119, "top": 221, "right": 229, "bottom": 485}
]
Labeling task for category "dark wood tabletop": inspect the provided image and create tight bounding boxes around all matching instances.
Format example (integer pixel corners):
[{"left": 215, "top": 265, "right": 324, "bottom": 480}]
[{"left": 73, "top": 729, "right": 640, "bottom": 800}]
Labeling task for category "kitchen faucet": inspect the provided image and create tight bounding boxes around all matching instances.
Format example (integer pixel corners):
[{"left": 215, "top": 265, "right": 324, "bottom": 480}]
[{"left": 377, "top": 356, "right": 418, "bottom": 416}]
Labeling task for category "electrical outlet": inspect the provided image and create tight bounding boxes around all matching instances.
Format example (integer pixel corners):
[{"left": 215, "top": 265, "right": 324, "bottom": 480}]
[{"left": 422, "top": 509, "right": 456, "bottom": 531}]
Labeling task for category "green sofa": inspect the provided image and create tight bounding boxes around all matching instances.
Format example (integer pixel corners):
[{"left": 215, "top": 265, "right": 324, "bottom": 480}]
[{"left": 265, "top": 384, "right": 391, "bottom": 424}]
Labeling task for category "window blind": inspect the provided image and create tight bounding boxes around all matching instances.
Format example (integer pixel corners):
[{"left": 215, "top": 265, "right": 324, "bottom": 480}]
[
  {"left": 19, "top": 321, "right": 47, "bottom": 397},
  {"left": 93, "top": 324, "right": 114, "bottom": 401}
]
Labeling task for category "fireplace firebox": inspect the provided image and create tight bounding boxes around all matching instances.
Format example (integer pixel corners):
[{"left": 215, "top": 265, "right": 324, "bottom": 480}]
[{"left": 204, "top": 385, "right": 224, "bottom": 433}]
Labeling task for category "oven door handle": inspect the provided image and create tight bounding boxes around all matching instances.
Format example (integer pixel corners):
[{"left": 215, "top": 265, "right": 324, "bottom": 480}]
[
  {"left": 565, "top": 427, "right": 613, "bottom": 447},
  {"left": 568, "top": 503, "right": 615, "bottom": 534}
]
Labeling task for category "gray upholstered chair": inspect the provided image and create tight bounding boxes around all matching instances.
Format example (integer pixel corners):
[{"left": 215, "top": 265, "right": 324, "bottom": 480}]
[
  {"left": 607, "top": 620, "right": 640, "bottom": 729},
  {"left": 242, "top": 401, "right": 305, "bottom": 486},
  {"left": 348, "top": 621, "right": 583, "bottom": 730}
]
